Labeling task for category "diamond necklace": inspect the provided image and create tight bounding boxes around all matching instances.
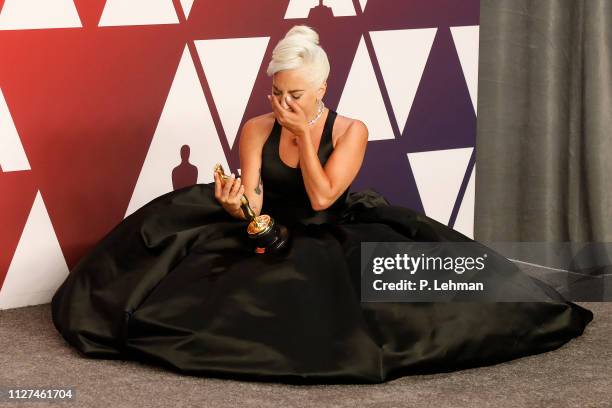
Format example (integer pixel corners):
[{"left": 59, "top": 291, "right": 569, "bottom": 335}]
[{"left": 307, "top": 99, "right": 325, "bottom": 126}]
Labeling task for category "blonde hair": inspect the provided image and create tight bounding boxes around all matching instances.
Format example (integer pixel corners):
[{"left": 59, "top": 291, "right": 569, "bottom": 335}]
[{"left": 266, "top": 25, "right": 330, "bottom": 88}]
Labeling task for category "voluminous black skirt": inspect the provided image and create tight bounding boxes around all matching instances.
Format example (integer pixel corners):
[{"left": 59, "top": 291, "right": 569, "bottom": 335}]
[{"left": 51, "top": 183, "right": 593, "bottom": 384}]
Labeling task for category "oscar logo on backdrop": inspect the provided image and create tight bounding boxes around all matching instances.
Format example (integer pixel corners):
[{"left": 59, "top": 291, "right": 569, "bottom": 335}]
[
  {"left": 308, "top": 0, "right": 334, "bottom": 19},
  {"left": 172, "top": 144, "right": 198, "bottom": 190}
]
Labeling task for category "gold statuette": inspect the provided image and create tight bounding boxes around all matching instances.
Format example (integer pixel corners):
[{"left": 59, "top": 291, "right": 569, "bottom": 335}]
[{"left": 213, "top": 163, "right": 289, "bottom": 254}]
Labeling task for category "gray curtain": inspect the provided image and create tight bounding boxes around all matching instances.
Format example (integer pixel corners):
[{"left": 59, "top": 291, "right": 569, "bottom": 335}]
[{"left": 475, "top": 0, "right": 611, "bottom": 244}]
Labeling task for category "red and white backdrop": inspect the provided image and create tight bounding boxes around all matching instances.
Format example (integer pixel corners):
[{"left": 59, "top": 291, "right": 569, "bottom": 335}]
[{"left": 0, "top": 0, "right": 480, "bottom": 309}]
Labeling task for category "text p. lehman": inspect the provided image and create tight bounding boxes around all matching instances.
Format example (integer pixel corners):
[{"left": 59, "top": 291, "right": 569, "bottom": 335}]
[{"left": 373, "top": 279, "right": 484, "bottom": 291}]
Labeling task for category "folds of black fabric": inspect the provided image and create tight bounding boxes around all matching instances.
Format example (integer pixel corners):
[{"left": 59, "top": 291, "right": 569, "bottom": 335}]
[{"left": 51, "top": 182, "right": 593, "bottom": 384}]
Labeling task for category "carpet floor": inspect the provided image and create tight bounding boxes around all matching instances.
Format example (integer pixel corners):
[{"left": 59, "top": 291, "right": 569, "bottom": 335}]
[{"left": 0, "top": 299, "right": 609, "bottom": 407}]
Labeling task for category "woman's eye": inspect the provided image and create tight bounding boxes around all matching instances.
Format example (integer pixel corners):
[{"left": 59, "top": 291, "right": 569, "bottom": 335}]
[{"left": 272, "top": 91, "right": 300, "bottom": 99}]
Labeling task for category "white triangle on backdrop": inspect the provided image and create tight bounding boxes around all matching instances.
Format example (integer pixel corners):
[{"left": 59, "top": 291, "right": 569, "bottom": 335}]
[
  {"left": 180, "top": 0, "right": 195, "bottom": 18},
  {"left": 124, "top": 46, "right": 228, "bottom": 217},
  {"left": 284, "top": 0, "right": 356, "bottom": 19},
  {"left": 370, "top": 28, "right": 437, "bottom": 135},
  {"left": 0, "top": 88, "right": 31, "bottom": 172},
  {"left": 450, "top": 25, "right": 480, "bottom": 114},
  {"left": 408, "top": 147, "right": 473, "bottom": 225},
  {"left": 0, "top": 191, "right": 69, "bottom": 309},
  {"left": 320, "top": 0, "right": 356, "bottom": 16},
  {"left": 99, "top": 0, "right": 179, "bottom": 27},
  {"left": 194, "top": 36, "right": 270, "bottom": 149},
  {"left": 0, "top": 0, "right": 82, "bottom": 30},
  {"left": 337, "top": 35, "right": 394, "bottom": 141},
  {"left": 454, "top": 163, "right": 475, "bottom": 238},
  {"left": 285, "top": 0, "right": 317, "bottom": 18},
  {"left": 358, "top": 0, "right": 368, "bottom": 13}
]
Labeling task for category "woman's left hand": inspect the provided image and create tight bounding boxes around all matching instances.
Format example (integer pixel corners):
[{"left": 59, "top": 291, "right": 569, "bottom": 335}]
[{"left": 268, "top": 94, "right": 309, "bottom": 140}]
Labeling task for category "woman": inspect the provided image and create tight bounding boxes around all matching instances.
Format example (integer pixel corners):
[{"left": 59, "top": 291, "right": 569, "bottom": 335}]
[
  {"left": 214, "top": 26, "right": 367, "bottom": 226},
  {"left": 51, "top": 25, "right": 593, "bottom": 384}
]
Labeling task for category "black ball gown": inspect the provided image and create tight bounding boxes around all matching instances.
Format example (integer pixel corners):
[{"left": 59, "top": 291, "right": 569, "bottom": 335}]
[{"left": 51, "top": 109, "right": 593, "bottom": 384}]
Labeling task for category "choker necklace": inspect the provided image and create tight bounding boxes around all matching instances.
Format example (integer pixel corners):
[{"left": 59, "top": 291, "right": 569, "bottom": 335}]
[{"left": 307, "top": 99, "right": 325, "bottom": 126}]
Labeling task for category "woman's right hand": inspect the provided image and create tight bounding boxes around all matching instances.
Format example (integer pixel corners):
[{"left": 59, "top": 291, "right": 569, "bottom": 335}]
[{"left": 214, "top": 171, "right": 245, "bottom": 218}]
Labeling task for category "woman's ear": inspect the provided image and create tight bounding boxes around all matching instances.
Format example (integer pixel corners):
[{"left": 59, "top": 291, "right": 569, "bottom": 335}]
[{"left": 317, "top": 81, "right": 327, "bottom": 100}]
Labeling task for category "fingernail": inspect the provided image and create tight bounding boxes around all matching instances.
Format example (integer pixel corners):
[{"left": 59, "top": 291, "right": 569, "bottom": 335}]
[{"left": 267, "top": 95, "right": 270, "bottom": 99}]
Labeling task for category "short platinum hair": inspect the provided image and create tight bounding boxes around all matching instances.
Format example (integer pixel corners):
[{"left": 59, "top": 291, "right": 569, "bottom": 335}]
[{"left": 266, "top": 25, "right": 330, "bottom": 89}]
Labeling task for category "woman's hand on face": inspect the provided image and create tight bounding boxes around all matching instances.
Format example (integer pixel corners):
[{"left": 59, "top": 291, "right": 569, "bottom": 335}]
[
  {"left": 214, "top": 171, "right": 245, "bottom": 216},
  {"left": 268, "top": 94, "right": 308, "bottom": 139}
]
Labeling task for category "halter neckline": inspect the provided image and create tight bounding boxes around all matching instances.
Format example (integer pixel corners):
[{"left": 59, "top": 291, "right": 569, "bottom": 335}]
[{"left": 273, "top": 108, "right": 336, "bottom": 170}]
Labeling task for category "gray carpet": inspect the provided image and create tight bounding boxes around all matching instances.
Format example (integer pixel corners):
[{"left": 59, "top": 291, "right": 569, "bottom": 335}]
[{"left": 0, "top": 299, "right": 609, "bottom": 408}]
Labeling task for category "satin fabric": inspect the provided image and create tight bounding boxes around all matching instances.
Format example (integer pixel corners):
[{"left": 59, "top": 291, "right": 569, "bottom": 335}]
[{"left": 51, "top": 109, "right": 593, "bottom": 384}]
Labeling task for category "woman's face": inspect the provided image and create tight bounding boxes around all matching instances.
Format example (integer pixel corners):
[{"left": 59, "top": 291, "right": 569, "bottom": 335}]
[{"left": 271, "top": 68, "right": 326, "bottom": 119}]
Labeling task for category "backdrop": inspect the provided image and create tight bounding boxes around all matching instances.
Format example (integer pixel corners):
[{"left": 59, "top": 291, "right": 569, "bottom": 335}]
[{"left": 0, "top": 0, "right": 480, "bottom": 309}]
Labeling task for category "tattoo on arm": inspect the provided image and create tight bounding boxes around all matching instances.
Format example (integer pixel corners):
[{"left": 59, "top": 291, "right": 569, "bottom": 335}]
[{"left": 255, "top": 167, "right": 262, "bottom": 195}]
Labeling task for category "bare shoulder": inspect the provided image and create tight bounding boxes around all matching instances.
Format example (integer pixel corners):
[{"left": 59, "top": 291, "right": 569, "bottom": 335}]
[
  {"left": 332, "top": 113, "right": 368, "bottom": 147},
  {"left": 240, "top": 112, "right": 276, "bottom": 149},
  {"left": 246, "top": 112, "right": 276, "bottom": 129}
]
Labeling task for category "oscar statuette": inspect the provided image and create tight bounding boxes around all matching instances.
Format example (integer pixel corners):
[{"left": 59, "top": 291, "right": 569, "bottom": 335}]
[{"left": 213, "top": 163, "right": 290, "bottom": 254}]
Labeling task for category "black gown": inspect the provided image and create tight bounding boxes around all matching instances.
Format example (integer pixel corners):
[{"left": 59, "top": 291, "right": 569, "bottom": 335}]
[{"left": 51, "top": 109, "right": 593, "bottom": 384}]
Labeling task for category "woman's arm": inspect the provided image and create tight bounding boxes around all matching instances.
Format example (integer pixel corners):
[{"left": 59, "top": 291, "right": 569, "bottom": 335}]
[
  {"left": 298, "top": 119, "right": 368, "bottom": 211},
  {"left": 266, "top": 94, "right": 368, "bottom": 211},
  {"left": 237, "top": 118, "right": 265, "bottom": 218}
]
